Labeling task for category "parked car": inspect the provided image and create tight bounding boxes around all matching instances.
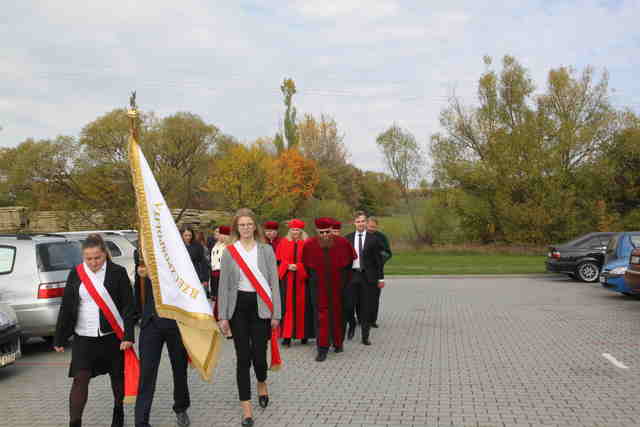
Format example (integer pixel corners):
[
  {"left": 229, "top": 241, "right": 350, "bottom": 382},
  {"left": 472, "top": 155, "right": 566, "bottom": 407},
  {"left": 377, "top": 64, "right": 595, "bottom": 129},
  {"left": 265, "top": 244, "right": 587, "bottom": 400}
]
[
  {"left": 545, "top": 232, "right": 617, "bottom": 282},
  {"left": 624, "top": 246, "right": 640, "bottom": 294},
  {"left": 599, "top": 232, "right": 640, "bottom": 295},
  {"left": 54, "top": 231, "right": 137, "bottom": 281},
  {"left": 0, "top": 302, "right": 21, "bottom": 368},
  {"left": 0, "top": 234, "right": 82, "bottom": 342}
]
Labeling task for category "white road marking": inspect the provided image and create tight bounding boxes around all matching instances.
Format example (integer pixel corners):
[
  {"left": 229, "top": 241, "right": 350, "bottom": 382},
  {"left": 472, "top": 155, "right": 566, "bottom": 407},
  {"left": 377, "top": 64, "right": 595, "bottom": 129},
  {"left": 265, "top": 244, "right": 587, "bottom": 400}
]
[{"left": 602, "top": 353, "right": 629, "bottom": 369}]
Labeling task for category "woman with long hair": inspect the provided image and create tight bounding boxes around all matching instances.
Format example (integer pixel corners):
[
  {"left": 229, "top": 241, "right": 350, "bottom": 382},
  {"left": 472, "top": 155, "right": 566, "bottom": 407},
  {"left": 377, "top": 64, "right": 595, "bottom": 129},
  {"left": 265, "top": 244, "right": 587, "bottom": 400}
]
[
  {"left": 54, "top": 234, "right": 136, "bottom": 427},
  {"left": 181, "top": 227, "right": 210, "bottom": 292},
  {"left": 218, "top": 208, "right": 281, "bottom": 426}
]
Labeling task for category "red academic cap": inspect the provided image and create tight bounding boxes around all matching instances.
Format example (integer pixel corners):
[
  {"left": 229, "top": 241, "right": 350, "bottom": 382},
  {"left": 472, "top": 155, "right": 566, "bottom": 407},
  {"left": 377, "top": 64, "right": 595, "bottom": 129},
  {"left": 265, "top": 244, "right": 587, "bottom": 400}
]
[
  {"left": 288, "top": 219, "right": 306, "bottom": 229},
  {"left": 263, "top": 221, "right": 279, "bottom": 230},
  {"left": 331, "top": 220, "right": 342, "bottom": 230},
  {"left": 218, "top": 225, "right": 231, "bottom": 236},
  {"left": 315, "top": 217, "right": 333, "bottom": 229}
]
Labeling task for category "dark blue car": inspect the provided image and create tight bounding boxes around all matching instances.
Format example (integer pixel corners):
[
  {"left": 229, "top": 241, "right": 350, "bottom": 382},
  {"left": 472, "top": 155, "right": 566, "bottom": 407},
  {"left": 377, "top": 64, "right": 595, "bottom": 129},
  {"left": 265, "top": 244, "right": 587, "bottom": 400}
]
[{"left": 599, "top": 232, "right": 640, "bottom": 295}]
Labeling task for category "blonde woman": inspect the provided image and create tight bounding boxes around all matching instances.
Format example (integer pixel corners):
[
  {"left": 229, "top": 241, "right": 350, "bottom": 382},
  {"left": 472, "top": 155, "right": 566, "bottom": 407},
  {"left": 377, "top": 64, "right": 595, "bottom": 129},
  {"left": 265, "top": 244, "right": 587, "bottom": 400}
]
[
  {"left": 218, "top": 209, "right": 281, "bottom": 426},
  {"left": 276, "top": 219, "right": 314, "bottom": 346}
]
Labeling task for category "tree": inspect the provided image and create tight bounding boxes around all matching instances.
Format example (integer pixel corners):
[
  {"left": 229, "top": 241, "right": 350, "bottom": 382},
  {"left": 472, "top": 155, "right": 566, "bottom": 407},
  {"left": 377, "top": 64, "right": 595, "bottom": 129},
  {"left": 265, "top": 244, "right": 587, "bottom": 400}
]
[
  {"left": 298, "top": 114, "right": 349, "bottom": 167},
  {"left": 203, "top": 143, "right": 272, "bottom": 215},
  {"left": 266, "top": 148, "right": 320, "bottom": 218},
  {"left": 430, "top": 55, "right": 616, "bottom": 244},
  {"left": 376, "top": 125, "right": 426, "bottom": 241},
  {"left": 280, "top": 78, "right": 298, "bottom": 150}
]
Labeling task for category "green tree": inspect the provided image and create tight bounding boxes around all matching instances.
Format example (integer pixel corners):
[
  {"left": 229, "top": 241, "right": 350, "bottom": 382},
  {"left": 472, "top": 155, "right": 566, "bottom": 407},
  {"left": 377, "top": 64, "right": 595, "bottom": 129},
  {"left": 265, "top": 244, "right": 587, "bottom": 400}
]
[
  {"left": 376, "top": 124, "right": 426, "bottom": 241},
  {"left": 280, "top": 78, "right": 298, "bottom": 150}
]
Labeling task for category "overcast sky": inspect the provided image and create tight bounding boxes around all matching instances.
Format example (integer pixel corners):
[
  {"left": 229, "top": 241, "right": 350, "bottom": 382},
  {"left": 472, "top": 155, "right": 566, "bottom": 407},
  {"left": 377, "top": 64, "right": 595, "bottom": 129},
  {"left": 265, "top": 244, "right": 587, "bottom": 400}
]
[{"left": 1, "top": 1, "right": 639, "bottom": 171}]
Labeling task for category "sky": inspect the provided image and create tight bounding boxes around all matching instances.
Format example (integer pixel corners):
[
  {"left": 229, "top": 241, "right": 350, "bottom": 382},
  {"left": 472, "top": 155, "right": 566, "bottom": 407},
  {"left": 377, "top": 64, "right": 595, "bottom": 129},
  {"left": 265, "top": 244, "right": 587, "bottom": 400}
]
[{"left": 1, "top": 0, "right": 639, "bottom": 172}]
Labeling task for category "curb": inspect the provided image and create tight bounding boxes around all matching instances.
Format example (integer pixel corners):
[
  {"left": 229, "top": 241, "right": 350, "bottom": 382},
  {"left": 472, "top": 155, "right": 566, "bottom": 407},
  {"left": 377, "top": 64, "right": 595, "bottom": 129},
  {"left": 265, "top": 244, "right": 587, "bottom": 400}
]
[{"left": 385, "top": 274, "right": 553, "bottom": 279}]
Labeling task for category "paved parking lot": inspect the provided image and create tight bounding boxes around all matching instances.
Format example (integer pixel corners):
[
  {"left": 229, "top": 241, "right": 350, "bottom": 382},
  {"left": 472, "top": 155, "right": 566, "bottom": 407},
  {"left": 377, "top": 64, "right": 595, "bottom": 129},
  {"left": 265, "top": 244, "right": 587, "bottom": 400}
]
[{"left": 3, "top": 275, "right": 640, "bottom": 427}]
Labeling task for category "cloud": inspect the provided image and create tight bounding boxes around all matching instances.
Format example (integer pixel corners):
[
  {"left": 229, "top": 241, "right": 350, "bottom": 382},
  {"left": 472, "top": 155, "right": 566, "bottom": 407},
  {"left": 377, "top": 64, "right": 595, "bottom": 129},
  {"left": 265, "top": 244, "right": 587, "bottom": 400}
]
[{"left": 1, "top": 1, "right": 639, "bottom": 174}]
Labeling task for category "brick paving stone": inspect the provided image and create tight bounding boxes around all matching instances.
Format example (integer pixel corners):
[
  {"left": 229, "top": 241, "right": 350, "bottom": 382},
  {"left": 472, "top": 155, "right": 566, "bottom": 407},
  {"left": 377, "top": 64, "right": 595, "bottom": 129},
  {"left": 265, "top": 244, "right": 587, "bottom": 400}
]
[{"left": 4, "top": 276, "right": 640, "bottom": 426}]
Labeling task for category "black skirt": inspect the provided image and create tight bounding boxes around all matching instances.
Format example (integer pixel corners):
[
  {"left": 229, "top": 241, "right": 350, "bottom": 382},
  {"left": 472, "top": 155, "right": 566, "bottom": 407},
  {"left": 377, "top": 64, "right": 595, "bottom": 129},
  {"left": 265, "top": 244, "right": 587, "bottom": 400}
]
[{"left": 69, "top": 334, "right": 123, "bottom": 378}]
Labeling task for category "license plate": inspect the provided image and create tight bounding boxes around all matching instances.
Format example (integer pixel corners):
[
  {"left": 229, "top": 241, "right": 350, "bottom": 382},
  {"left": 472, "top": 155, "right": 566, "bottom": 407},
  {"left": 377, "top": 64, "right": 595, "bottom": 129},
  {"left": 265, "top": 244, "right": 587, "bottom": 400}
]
[
  {"left": 600, "top": 275, "right": 607, "bottom": 283},
  {"left": 0, "top": 340, "right": 20, "bottom": 367},
  {"left": 631, "top": 256, "right": 640, "bottom": 264}
]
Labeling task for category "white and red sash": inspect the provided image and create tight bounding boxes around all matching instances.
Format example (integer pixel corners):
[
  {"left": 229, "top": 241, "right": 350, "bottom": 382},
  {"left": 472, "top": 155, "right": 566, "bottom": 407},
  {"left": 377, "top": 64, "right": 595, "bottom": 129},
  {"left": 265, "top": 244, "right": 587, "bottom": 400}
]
[
  {"left": 76, "top": 264, "right": 140, "bottom": 403},
  {"left": 227, "top": 243, "right": 282, "bottom": 370}
]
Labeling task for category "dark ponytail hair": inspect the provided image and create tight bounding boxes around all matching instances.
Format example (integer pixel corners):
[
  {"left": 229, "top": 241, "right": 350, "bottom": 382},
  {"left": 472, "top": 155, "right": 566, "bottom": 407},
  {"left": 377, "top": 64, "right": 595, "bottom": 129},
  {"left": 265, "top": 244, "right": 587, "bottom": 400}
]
[{"left": 82, "top": 233, "right": 112, "bottom": 260}]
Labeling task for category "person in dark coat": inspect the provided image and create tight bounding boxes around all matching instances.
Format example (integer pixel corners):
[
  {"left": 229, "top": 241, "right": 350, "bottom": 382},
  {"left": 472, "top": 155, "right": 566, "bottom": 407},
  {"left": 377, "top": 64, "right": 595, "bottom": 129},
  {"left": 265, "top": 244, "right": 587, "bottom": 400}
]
[
  {"left": 54, "top": 234, "right": 135, "bottom": 427},
  {"left": 181, "top": 227, "right": 210, "bottom": 287},
  {"left": 366, "top": 216, "right": 392, "bottom": 328},
  {"left": 133, "top": 250, "right": 191, "bottom": 427},
  {"left": 344, "top": 211, "right": 386, "bottom": 346}
]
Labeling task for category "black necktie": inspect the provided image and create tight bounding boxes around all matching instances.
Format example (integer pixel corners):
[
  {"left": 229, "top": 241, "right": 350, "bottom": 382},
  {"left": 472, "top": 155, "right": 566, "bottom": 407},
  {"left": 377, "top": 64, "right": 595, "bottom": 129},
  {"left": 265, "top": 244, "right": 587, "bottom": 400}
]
[{"left": 358, "top": 233, "right": 363, "bottom": 259}]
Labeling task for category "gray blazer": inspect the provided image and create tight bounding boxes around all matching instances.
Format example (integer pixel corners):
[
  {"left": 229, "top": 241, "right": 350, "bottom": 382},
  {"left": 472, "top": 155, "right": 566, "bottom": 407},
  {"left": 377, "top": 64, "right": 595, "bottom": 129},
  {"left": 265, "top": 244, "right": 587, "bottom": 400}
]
[{"left": 217, "top": 242, "right": 281, "bottom": 321}]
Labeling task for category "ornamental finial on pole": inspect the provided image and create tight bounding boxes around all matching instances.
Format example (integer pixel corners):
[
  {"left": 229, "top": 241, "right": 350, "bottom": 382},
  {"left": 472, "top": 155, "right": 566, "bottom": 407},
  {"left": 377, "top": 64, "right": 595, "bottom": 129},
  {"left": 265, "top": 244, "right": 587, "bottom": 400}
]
[{"left": 127, "top": 91, "right": 139, "bottom": 139}]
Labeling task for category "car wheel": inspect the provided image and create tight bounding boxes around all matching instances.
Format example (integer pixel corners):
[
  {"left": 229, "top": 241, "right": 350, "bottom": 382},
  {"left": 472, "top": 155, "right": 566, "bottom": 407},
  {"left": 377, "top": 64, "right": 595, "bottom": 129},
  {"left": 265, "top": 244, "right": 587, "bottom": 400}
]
[{"left": 576, "top": 262, "right": 600, "bottom": 283}]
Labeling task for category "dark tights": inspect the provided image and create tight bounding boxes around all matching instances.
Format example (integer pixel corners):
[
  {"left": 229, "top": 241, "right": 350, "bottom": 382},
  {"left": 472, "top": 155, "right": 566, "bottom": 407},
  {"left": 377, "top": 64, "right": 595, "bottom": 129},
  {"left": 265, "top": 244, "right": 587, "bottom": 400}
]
[{"left": 69, "top": 370, "right": 123, "bottom": 422}]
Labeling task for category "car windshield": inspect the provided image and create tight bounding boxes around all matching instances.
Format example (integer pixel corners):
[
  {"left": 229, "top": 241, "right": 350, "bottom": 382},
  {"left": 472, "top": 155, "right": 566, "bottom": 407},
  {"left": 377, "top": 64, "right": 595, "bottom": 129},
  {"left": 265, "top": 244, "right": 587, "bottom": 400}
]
[{"left": 36, "top": 241, "right": 83, "bottom": 272}]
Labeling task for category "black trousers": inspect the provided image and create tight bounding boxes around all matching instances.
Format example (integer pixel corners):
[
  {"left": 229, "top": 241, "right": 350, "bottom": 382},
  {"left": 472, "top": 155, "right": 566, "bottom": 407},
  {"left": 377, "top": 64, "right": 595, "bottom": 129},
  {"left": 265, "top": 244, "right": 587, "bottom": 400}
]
[
  {"left": 230, "top": 291, "right": 270, "bottom": 401},
  {"left": 135, "top": 318, "right": 190, "bottom": 427},
  {"left": 344, "top": 270, "right": 376, "bottom": 339},
  {"left": 371, "top": 286, "right": 381, "bottom": 324}
]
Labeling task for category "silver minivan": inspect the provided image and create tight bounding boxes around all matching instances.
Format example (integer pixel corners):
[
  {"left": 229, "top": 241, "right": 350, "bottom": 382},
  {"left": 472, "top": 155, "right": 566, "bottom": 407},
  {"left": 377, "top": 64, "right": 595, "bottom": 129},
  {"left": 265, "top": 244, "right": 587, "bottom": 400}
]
[
  {"left": 55, "top": 232, "right": 137, "bottom": 282},
  {"left": 0, "top": 234, "right": 82, "bottom": 341}
]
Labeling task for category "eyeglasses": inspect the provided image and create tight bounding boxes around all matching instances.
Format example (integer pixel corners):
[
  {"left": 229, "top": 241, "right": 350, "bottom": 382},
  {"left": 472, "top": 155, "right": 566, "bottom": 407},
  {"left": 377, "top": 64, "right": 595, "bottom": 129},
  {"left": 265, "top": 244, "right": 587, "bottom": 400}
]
[{"left": 318, "top": 230, "right": 332, "bottom": 235}]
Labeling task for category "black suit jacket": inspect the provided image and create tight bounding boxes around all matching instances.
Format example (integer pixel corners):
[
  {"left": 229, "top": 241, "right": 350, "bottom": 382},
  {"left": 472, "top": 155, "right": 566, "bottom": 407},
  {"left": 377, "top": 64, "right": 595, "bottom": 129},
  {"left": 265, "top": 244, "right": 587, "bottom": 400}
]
[
  {"left": 54, "top": 261, "right": 136, "bottom": 347},
  {"left": 345, "top": 231, "right": 385, "bottom": 284}
]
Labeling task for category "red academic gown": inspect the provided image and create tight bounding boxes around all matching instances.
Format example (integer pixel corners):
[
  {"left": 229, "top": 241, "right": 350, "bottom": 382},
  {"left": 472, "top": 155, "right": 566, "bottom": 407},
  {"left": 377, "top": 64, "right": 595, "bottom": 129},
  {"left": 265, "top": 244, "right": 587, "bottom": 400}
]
[
  {"left": 276, "top": 238, "right": 313, "bottom": 340},
  {"left": 302, "top": 236, "right": 356, "bottom": 349}
]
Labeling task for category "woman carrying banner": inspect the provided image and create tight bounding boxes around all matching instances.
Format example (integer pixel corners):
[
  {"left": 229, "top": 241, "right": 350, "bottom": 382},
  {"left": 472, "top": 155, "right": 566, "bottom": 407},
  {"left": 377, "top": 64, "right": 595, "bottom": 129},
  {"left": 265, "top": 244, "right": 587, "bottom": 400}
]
[
  {"left": 54, "top": 234, "right": 136, "bottom": 427},
  {"left": 218, "top": 208, "right": 282, "bottom": 427},
  {"left": 276, "top": 219, "right": 313, "bottom": 347}
]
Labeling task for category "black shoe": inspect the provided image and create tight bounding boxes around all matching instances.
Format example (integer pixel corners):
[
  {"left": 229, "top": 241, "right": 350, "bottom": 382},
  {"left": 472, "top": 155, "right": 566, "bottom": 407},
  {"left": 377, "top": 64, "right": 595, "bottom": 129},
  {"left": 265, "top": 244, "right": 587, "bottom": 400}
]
[
  {"left": 362, "top": 338, "right": 372, "bottom": 346},
  {"left": 241, "top": 417, "right": 254, "bottom": 427},
  {"left": 111, "top": 406, "right": 124, "bottom": 427},
  {"left": 176, "top": 411, "right": 190, "bottom": 427},
  {"left": 301, "top": 338, "right": 308, "bottom": 345},
  {"left": 259, "top": 394, "right": 269, "bottom": 408},
  {"left": 371, "top": 323, "right": 379, "bottom": 328},
  {"left": 315, "top": 351, "right": 328, "bottom": 362},
  {"left": 70, "top": 420, "right": 82, "bottom": 427},
  {"left": 334, "top": 346, "right": 343, "bottom": 353},
  {"left": 347, "top": 323, "right": 356, "bottom": 340}
]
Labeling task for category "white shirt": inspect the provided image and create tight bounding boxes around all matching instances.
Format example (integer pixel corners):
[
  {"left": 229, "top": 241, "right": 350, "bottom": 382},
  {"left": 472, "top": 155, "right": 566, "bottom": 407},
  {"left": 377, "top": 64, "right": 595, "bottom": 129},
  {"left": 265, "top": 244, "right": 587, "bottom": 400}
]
[
  {"left": 352, "top": 231, "right": 367, "bottom": 269},
  {"left": 237, "top": 243, "right": 258, "bottom": 293},
  {"left": 211, "top": 241, "right": 226, "bottom": 271},
  {"left": 75, "top": 262, "right": 114, "bottom": 337}
]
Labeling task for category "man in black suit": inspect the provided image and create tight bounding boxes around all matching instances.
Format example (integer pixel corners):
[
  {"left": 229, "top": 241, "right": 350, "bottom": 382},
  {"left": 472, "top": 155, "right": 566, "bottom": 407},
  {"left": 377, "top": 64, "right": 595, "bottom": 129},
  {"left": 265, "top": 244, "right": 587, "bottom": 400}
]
[
  {"left": 134, "top": 250, "right": 191, "bottom": 427},
  {"left": 344, "top": 211, "right": 385, "bottom": 345}
]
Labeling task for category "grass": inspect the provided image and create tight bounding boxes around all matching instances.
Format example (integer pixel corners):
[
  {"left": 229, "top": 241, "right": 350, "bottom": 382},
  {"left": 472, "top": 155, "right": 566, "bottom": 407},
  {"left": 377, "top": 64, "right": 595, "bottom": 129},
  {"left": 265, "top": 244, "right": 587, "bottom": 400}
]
[{"left": 386, "top": 251, "right": 547, "bottom": 275}]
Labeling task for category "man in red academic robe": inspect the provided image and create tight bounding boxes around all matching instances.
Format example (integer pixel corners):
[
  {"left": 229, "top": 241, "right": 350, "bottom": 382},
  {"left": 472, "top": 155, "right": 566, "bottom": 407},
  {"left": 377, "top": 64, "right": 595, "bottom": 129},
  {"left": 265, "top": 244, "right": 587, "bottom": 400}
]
[
  {"left": 263, "top": 220, "right": 281, "bottom": 253},
  {"left": 302, "top": 217, "right": 356, "bottom": 362},
  {"left": 330, "top": 219, "right": 343, "bottom": 236},
  {"left": 276, "top": 219, "right": 314, "bottom": 346}
]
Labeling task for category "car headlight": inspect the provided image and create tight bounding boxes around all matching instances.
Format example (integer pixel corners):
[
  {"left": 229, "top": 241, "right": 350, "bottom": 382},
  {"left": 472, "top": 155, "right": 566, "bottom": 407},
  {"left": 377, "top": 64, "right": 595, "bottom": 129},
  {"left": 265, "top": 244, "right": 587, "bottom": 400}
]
[{"left": 610, "top": 266, "right": 628, "bottom": 276}]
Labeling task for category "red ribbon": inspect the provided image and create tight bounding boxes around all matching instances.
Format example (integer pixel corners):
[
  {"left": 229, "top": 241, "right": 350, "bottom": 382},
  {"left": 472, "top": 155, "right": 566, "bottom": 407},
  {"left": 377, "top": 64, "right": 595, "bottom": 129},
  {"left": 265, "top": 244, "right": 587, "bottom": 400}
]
[
  {"left": 76, "top": 264, "right": 140, "bottom": 403},
  {"left": 227, "top": 245, "right": 282, "bottom": 370}
]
